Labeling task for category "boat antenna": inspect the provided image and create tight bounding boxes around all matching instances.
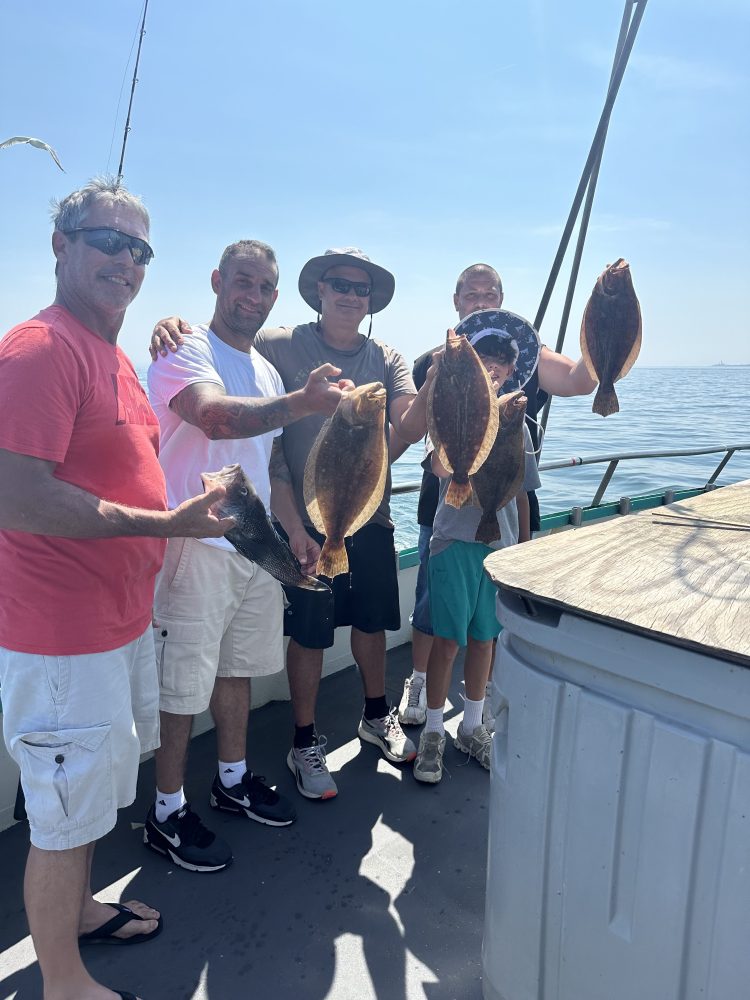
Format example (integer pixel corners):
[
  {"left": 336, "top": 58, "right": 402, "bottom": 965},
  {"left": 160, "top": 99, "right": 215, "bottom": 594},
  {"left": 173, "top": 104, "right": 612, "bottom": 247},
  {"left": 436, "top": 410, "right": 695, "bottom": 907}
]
[
  {"left": 535, "top": 0, "right": 648, "bottom": 445},
  {"left": 116, "top": 0, "right": 150, "bottom": 184}
]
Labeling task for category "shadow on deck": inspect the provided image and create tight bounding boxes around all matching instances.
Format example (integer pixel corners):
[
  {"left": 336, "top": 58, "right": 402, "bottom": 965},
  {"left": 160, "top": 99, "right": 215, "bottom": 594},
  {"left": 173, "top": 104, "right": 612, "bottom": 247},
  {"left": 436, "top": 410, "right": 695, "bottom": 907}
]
[{"left": 0, "top": 644, "right": 489, "bottom": 1000}]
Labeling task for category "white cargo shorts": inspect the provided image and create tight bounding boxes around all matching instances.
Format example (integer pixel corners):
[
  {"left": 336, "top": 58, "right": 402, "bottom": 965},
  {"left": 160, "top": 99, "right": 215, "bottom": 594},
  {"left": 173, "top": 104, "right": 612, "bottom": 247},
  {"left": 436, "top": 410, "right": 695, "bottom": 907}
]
[
  {"left": 153, "top": 537, "right": 285, "bottom": 716},
  {"left": 0, "top": 626, "right": 159, "bottom": 851}
]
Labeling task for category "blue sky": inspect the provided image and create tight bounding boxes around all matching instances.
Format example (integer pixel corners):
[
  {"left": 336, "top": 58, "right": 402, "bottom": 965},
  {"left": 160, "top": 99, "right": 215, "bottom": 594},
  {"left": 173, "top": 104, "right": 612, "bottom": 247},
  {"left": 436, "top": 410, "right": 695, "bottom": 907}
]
[{"left": 1, "top": 0, "right": 748, "bottom": 368}]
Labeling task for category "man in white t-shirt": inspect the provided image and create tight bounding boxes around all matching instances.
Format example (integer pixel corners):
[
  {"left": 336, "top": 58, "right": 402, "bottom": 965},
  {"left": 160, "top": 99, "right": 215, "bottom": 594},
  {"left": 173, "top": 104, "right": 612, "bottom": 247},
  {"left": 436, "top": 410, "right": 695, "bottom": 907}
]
[{"left": 145, "top": 240, "right": 351, "bottom": 873}]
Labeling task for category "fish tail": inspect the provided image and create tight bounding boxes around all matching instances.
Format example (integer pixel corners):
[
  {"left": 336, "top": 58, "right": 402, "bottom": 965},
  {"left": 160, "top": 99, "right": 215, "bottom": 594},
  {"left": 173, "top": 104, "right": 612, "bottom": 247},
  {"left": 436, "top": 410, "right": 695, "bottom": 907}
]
[
  {"left": 475, "top": 514, "right": 501, "bottom": 545},
  {"left": 317, "top": 539, "right": 349, "bottom": 579},
  {"left": 445, "top": 476, "right": 473, "bottom": 509},
  {"left": 592, "top": 384, "right": 619, "bottom": 417}
]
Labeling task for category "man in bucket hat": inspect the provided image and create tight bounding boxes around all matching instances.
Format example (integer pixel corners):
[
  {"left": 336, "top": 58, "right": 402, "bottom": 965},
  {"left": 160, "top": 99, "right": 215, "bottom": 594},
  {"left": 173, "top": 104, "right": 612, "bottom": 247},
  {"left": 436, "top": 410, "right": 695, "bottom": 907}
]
[{"left": 151, "top": 248, "right": 435, "bottom": 800}]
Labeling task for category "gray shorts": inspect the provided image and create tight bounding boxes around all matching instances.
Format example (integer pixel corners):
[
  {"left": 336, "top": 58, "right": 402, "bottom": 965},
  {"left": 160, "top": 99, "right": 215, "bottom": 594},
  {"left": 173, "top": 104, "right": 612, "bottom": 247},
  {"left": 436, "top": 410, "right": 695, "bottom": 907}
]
[{"left": 0, "top": 627, "right": 159, "bottom": 851}]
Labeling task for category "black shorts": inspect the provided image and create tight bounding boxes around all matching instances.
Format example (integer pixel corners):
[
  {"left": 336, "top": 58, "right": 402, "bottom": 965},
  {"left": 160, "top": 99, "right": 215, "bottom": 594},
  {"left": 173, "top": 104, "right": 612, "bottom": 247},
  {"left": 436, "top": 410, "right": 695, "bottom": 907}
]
[{"left": 277, "top": 523, "right": 401, "bottom": 650}]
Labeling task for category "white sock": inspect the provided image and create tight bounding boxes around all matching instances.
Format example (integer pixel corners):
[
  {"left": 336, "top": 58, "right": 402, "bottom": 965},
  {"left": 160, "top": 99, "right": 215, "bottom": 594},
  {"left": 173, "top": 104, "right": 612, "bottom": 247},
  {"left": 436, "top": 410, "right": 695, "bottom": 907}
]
[
  {"left": 462, "top": 696, "right": 484, "bottom": 734},
  {"left": 412, "top": 670, "right": 427, "bottom": 685},
  {"left": 155, "top": 788, "right": 186, "bottom": 823},
  {"left": 424, "top": 706, "right": 445, "bottom": 735},
  {"left": 218, "top": 759, "right": 247, "bottom": 788}
]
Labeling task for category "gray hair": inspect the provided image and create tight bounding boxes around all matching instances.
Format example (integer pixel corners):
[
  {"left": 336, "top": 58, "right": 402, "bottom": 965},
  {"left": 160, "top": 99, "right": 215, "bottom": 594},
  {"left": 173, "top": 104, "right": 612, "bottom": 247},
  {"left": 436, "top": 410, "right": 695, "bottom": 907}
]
[
  {"left": 218, "top": 240, "right": 278, "bottom": 283},
  {"left": 51, "top": 176, "right": 150, "bottom": 233},
  {"left": 455, "top": 263, "right": 503, "bottom": 297}
]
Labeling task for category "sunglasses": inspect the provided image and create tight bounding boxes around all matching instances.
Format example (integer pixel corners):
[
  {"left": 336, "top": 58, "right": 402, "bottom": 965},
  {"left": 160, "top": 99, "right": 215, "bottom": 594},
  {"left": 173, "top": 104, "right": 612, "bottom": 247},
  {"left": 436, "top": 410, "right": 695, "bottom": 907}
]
[
  {"left": 320, "top": 276, "right": 371, "bottom": 297},
  {"left": 63, "top": 227, "right": 155, "bottom": 266}
]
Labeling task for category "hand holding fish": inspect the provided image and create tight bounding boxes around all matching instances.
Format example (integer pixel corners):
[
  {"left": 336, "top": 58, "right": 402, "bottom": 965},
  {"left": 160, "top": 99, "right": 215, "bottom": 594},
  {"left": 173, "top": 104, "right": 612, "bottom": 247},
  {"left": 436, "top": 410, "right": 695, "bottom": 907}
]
[
  {"left": 164, "top": 486, "right": 236, "bottom": 538},
  {"left": 150, "top": 315, "right": 191, "bottom": 360},
  {"left": 286, "top": 526, "right": 322, "bottom": 577},
  {"left": 300, "top": 363, "right": 353, "bottom": 417}
]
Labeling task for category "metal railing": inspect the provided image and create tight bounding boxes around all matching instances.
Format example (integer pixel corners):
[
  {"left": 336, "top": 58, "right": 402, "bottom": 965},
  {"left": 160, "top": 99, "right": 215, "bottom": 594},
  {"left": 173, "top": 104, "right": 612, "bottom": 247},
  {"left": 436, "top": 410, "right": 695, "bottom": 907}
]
[{"left": 392, "top": 441, "right": 750, "bottom": 510}]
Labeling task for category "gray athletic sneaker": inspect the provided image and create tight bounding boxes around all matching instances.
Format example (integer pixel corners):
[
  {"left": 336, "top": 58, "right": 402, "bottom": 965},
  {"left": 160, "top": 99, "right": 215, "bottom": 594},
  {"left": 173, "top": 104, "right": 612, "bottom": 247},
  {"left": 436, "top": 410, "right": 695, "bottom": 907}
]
[
  {"left": 454, "top": 723, "right": 493, "bottom": 770},
  {"left": 358, "top": 709, "right": 417, "bottom": 762},
  {"left": 398, "top": 674, "right": 427, "bottom": 726},
  {"left": 413, "top": 730, "right": 446, "bottom": 784},
  {"left": 286, "top": 735, "right": 338, "bottom": 800}
]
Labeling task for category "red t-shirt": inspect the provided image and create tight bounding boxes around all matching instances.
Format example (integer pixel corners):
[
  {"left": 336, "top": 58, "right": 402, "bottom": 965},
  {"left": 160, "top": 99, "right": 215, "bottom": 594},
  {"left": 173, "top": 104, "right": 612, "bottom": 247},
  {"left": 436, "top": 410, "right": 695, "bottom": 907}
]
[{"left": 0, "top": 305, "right": 167, "bottom": 654}]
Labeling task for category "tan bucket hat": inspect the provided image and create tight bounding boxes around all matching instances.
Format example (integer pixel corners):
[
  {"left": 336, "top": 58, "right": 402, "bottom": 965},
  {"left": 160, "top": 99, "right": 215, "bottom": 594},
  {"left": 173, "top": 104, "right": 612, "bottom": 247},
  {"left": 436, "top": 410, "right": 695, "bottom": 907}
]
[{"left": 298, "top": 247, "right": 395, "bottom": 314}]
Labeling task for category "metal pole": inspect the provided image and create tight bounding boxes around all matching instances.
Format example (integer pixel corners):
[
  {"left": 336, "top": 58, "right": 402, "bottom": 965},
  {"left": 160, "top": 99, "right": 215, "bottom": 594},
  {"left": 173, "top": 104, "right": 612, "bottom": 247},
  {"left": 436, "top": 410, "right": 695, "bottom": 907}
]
[{"left": 116, "top": 0, "right": 150, "bottom": 183}]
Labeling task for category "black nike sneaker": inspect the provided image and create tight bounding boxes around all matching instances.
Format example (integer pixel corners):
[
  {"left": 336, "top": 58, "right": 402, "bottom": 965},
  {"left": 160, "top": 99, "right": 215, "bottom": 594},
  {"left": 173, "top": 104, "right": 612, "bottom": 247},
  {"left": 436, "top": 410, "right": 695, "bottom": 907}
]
[
  {"left": 209, "top": 771, "right": 297, "bottom": 826},
  {"left": 143, "top": 803, "right": 232, "bottom": 873}
]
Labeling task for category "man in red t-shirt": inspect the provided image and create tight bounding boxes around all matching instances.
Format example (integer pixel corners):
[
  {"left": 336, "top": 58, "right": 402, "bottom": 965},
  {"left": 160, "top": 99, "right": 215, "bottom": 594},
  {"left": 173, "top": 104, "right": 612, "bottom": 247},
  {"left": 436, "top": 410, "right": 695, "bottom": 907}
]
[{"left": 0, "top": 178, "right": 234, "bottom": 1000}]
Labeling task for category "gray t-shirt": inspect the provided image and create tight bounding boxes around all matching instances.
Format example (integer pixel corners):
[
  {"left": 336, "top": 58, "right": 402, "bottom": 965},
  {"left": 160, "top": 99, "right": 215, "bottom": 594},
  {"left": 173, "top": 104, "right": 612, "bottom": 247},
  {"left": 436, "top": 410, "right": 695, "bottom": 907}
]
[
  {"left": 430, "top": 424, "right": 541, "bottom": 556},
  {"left": 254, "top": 322, "right": 416, "bottom": 528}
]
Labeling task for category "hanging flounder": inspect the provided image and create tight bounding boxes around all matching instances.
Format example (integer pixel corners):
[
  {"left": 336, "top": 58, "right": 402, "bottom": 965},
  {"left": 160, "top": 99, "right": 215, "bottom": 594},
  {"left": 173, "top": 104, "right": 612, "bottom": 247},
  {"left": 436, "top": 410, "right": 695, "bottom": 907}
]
[
  {"left": 304, "top": 382, "right": 388, "bottom": 578},
  {"left": 427, "top": 330, "right": 498, "bottom": 508},
  {"left": 471, "top": 391, "right": 528, "bottom": 544},
  {"left": 581, "top": 258, "right": 642, "bottom": 417},
  {"left": 201, "top": 465, "right": 329, "bottom": 591}
]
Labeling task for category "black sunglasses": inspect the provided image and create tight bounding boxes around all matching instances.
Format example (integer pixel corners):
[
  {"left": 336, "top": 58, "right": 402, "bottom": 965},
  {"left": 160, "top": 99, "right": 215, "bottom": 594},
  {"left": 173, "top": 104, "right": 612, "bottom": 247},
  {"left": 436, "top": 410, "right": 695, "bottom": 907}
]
[
  {"left": 320, "top": 276, "right": 371, "bottom": 297},
  {"left": 63, "top": 227, "right": 155, "bottom": 266}
]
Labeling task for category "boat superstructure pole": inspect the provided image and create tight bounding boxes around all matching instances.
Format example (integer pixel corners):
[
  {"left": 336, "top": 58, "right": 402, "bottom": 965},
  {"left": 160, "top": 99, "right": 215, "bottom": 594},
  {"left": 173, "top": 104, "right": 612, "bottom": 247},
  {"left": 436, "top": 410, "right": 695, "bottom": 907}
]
[
  {"left": 535, "top": 0, "right": 648, "bottom": 444},
  {"left": 116, "top": 0, "right": 150, "bottom": 183}
]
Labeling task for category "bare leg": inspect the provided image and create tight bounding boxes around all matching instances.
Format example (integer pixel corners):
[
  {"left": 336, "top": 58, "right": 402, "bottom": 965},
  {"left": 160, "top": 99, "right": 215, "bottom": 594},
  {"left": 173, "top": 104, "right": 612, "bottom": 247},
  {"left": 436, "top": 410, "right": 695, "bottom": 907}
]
[
  {"left": 287, "top": 639, "right": 324, "bottom": 727},
  {"left": 463, "top": 637, "right": 494, "bottom": 701},
  {"left": 154, "top": 710, "right": 193, "bottom": 794},
  {"left": 425, "top": 636, "right": 460, "bottom": 710},
  {"left": 25, "top": 842, "right": 120, "bottom": 1000},
  {"left": 210, "top": 676, "right": 251, "bottom": 761},
  {"left": 78, "top": 841, "right": 158, "bottom": 940},
  {"left": 411, "top": 627, "right": 433, "bottom": 673},
  {"left": 350, "top": 628, "right": 386, "bottom": 698}
]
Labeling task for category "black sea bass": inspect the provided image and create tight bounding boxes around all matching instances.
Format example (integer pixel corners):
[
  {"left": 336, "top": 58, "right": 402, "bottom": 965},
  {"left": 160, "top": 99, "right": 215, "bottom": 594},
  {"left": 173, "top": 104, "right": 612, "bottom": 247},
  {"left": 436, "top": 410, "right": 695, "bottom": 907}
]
[
  {"left": 304, "top": 381, "right": 388, "bottom": 579},
  {"left": 580, "top": 258, "right": 642, "bottom": 417},
  {"left": 427, "top": 330, "right": 498, "bottom": 508},
  {"left": 201, "top": 465, "right": 329, "bottom": 591}
]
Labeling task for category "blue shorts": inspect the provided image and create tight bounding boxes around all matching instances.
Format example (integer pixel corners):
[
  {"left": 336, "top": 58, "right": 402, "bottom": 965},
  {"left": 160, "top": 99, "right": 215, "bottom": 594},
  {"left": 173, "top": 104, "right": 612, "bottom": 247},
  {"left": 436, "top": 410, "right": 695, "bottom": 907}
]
[
  {"left": 410, "top": 524, "right": 433, "bottom": 636},
  {"left": 428, "top": 541, "right": 501, "bottom": 646}
]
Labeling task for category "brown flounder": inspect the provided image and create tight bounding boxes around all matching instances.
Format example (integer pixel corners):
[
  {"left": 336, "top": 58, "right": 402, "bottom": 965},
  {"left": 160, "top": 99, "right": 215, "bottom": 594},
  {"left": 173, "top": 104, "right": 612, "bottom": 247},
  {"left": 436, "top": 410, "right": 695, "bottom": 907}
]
[
  {"left": 471, "top": 391, "right": 528, "bottom": 544},
  {"left": 201, "top": 464, "right": 329, "bottom": 591},
  {"left": 304, "top": 381, "right": 388, "bottom": 579},
  {"left": 427, "top": 329, "right": 498, "bottom": 508},
  {"left": 581, "top": 258, "right": 642, "bottom": 417}
]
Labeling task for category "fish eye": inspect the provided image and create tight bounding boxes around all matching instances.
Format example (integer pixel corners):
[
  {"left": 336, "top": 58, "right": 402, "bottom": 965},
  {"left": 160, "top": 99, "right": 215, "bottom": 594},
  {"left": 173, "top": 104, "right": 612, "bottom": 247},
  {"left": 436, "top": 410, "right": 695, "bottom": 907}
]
[{"left": 239, "top": 487, "right": 248, "bottom": 496}]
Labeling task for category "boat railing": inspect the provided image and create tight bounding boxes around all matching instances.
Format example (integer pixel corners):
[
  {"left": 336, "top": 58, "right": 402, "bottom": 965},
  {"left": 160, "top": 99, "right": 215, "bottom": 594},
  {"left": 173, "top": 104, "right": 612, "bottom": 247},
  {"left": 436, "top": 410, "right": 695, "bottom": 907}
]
[{"left": 391, "top": 441, "right": 750, "bottom": 511}]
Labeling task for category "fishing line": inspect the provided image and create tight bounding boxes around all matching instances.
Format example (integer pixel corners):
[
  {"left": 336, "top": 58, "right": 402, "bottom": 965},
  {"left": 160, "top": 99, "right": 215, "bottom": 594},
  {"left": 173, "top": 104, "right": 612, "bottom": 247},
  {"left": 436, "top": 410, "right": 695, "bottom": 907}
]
[{"left": 525, "top": 414, "right": 545, "bottom": 456}]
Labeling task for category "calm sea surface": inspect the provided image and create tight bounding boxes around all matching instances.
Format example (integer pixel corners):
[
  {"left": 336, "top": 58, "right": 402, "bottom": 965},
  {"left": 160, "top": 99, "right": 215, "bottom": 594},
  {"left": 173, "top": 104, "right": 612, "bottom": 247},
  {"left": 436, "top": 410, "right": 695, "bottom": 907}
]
[{"left": 138, "top": 366, "right": 749, "bottom": 553}]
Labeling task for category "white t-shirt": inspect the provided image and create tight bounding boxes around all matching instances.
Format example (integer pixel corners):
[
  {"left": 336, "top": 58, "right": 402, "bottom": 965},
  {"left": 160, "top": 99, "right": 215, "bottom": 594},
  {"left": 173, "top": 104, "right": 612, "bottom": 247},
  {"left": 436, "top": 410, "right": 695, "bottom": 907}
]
[{"left": 147, "top": 324, "right": 285, "bottom": 550}]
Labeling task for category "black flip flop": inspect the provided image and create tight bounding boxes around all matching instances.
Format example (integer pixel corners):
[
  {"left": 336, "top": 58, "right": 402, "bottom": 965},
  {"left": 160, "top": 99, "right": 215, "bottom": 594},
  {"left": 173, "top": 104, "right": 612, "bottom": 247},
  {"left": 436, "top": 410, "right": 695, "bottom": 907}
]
[{"left": 79, "top": 903, "right": 163, "bottom": 946}]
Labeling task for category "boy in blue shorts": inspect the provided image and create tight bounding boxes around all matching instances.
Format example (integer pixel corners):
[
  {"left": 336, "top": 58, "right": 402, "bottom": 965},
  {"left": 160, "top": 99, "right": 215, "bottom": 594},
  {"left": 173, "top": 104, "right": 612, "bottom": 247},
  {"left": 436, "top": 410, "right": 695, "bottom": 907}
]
[{"left": 413, "top": 333, "right": 540, "bottom": 783}]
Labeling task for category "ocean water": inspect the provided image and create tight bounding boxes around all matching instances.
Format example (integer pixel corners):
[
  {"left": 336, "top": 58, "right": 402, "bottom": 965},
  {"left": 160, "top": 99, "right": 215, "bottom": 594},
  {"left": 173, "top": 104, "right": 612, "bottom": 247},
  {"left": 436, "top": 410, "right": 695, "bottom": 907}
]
[
  {"left": 137, "top": 366, "right": 748, "bottom": 553},
  {"left": 390, "top": 366, "right": 749, "bottom": 551}
]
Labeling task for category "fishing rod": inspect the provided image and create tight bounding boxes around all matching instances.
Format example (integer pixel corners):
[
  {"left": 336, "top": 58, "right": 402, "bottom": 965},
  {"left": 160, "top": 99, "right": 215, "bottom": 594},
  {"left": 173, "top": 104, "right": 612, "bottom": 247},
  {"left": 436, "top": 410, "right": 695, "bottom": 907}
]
[
  {"left": 535, "top": 0, "right": 648, "bottom": 444},
  {"left": 116, "top": 0, "right": 150, "bottom": 183}
]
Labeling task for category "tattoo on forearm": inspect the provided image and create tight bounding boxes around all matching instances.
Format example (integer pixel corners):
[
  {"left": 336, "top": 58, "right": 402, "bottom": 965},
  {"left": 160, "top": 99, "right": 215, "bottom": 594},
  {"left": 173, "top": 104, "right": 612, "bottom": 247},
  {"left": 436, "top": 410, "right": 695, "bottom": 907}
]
[
  {"left": 172, "top": 390, "right": 293, "bottom": 440},
  {"left": 269, "top": 439, "right": 292, "bottom": 483}
]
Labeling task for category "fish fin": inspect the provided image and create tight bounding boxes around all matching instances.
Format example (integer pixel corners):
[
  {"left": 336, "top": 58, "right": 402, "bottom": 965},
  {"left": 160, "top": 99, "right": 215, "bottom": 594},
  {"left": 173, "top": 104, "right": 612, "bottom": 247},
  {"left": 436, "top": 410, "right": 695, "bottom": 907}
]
[
  {"left": 303, "top": 424, "right": 328, "bottom": 534},
  {"left": 347, "top": 438, "right": 389, "bottom": 535},
  {"left": 426, "top": 381, "right": 454, "bottom": 474},
  {"left": 475, "top": 514, "right": 501, "bottom": 545},
  {"left": 317, "top": 539, "right": 349, "bottom": 579},
  {"left": 592, "top": 384, "right": 619, "bottom": 417},
  {"left": 445, "top": 477, "right": 473, "bottom": 508},
  {"left": 615, "top": 304, "right": 642, "bottom": 382},
  {"left": 467, "top": 371, "right": 499, "bottom": 475},
  {"left": 579, "top": 308, "right": 601, "bottom": 382}
]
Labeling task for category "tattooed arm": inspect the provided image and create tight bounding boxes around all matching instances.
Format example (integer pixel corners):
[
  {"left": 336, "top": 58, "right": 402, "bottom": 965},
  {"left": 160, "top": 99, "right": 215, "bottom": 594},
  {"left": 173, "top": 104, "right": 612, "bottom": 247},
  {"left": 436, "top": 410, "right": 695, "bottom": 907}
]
[
  {"left": 170, "top": 363, "right": 347, "bottom": 440},
  {"left": 269, "top": 438, "right": 320, "bottom": 575}
]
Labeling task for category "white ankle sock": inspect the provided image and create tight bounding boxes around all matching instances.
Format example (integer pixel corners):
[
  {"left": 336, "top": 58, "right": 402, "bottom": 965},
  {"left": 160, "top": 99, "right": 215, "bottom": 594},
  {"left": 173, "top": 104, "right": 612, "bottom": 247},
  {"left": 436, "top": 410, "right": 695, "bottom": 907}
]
[
  {"left": 155, "top": 788, "right": 186, "bottom": 823},
  {"left": 462, "top": 696, "right": 484, "bottom": 734},
  {"left": 424, "top": 706, "right": 445, "bottom": 735},
  {"left": 412, "top": 670, "right": 427, "bottom": 685},
  {"left": 218, "top": 759, "right": 247, "bottom": 788}
]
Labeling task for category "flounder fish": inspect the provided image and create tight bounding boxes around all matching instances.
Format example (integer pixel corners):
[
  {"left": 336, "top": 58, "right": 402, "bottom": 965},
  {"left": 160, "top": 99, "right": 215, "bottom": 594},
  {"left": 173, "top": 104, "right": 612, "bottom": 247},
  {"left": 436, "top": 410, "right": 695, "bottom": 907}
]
[
  {"left": 201, "top": 464, "right": 329, "bottom": 591},
  {"left": 471, "top": 391, "right": 528, "bottom": 544},
  {"left": 580, "top": 258, "right": 642, "bottom": 417},
  {"left": 427, "top": 329, "right": 498, "bottom": 508},
  {"left": 304, "top": 381, "right": 388, "bottom": 579}
]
